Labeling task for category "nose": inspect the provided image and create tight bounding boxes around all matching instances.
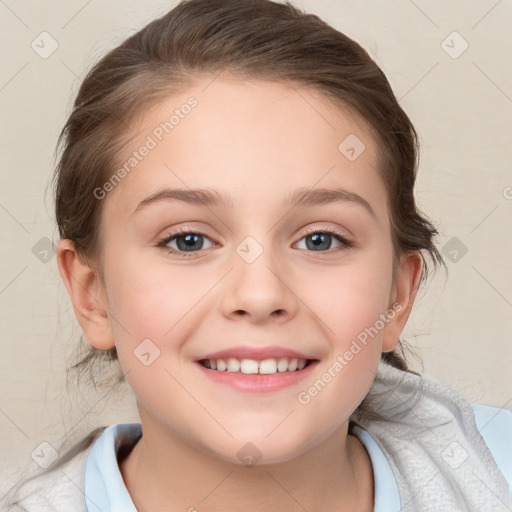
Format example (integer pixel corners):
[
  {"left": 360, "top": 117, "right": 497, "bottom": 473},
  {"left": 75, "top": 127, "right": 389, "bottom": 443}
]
[{"left": 220, "top": 241, "right": 299, "bottom": 325}]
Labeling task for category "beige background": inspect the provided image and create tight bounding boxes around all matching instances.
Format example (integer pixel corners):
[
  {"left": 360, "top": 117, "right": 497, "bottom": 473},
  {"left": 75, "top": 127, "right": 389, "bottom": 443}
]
[{"left": 1, "top": 0, "right": 511, "bottom": 498}]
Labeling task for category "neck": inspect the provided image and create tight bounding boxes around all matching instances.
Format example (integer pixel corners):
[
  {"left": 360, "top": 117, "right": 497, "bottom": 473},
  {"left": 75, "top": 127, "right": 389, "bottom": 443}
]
[{"left": 120, "top": 409, "right": 374, "bottom": 512}]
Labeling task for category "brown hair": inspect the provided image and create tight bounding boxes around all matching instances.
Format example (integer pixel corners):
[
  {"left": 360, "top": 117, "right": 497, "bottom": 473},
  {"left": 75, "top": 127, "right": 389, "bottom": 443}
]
[{"left": 55, "top": 0, "right": 446, "bottom": 389}]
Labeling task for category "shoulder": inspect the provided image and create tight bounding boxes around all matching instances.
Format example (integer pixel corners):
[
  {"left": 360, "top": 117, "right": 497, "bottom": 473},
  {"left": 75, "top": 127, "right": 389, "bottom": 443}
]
[
  {"left": 473, "top": 404, "right": 512, "bottom": 495},
  {"left": 9, "top": 423, "right": 142, "bottom": 512},
  {"left": 7, "top": 427, "right": 108, "bottom": 512},
  {"left": 357, "top": 365, "right": 512, "bottom": 508},
  {"left": 8, "top": 449, "right": 89, "bottom": 512}
]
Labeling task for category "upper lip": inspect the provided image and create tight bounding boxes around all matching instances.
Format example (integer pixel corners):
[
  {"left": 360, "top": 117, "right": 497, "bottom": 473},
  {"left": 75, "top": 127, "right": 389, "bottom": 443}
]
[{"left": 195, "top": 345, "right": 319, "bottom": 362}]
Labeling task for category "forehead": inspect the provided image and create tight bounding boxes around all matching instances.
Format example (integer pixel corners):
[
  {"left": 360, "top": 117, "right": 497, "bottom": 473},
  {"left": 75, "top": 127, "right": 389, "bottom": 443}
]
[{"left": 106, "top": 75, "right": 388, "bottom": 220}]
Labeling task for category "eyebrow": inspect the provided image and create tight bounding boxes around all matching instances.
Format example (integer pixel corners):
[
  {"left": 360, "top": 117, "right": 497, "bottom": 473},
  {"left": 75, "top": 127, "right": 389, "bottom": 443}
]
[{"left": 131, "top": 186, "right": 376, "bottom": 219}]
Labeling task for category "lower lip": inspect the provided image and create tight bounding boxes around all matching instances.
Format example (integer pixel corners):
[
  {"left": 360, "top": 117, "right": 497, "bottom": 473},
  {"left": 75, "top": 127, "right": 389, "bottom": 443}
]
[{"left": 194, "top": 361, "right": 319, "bottom": 393}]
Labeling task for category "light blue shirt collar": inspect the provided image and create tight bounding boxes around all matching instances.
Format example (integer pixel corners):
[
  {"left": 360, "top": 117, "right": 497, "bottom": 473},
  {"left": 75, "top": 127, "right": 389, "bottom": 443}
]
[
  {"left": 84, "top": 423, "right": 140, "bottom": 512},
  {"left": 352, "top": 426, "right": 402, "bottom": 510},
  {"left": 83, "top": 422, "right": 398, "bottom": 512}
]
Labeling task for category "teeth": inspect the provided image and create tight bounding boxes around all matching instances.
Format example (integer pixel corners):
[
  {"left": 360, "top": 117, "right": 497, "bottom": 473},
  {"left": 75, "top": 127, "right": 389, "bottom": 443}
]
[
  {"left": 227, "top": 358, "right": 240, "bottom": 372},
  {"left": 202, "top": 357, "right": 311, "bottom": 374},
  {"left": 240, "top": 359, "right": 259, "bottom": 374},
  {"left": 259, "top": 359, "right": 277, "bottom": 374},
  {"left": 277, "top": 358, "right": 289, "bottom": 372}
]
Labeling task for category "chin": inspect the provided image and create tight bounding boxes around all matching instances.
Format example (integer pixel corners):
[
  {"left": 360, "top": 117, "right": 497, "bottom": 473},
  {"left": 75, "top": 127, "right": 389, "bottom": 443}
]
[{"left": 199, "top": 429, "right": 320, "bottom": 467}]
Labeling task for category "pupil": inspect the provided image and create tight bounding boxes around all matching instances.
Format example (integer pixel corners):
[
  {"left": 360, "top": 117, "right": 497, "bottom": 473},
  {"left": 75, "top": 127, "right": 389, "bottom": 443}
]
[
  {"left": 307, "top": 233, "right": 331, "bottom": 251},
  {"left": 177, "top": 234, "right": 202, "bottom": 251}
]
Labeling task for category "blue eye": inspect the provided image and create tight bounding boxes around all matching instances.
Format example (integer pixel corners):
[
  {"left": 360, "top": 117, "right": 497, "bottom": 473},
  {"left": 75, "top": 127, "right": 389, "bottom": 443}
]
[
  {"left": 157, "top": 228, "right": 353, "bottom": 257},
  {"left": 295, "top": 230, "right": 353, "bottom": 252},
  {"left": 157, "top": 229, "right": 215, "bottom": 256}
]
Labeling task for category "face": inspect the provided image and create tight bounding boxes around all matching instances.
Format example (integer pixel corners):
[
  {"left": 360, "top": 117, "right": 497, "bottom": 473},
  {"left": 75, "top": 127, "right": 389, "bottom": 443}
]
[{"left": 93, "top": 76, "right": 408, "bottom": 464}]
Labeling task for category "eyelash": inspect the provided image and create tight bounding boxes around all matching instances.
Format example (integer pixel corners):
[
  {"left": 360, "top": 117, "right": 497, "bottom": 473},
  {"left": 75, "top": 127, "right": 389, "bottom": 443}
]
[{"left": 156, "top": 226, "right": 354, "bottom": 257}]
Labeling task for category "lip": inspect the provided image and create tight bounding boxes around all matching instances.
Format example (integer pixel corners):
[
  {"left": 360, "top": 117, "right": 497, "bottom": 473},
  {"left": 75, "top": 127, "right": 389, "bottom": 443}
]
[
  {"left": 195, "top": 345, "right": 318, "bottom": 362},
  {"left": 194, "top": 359, "right": 320, "bottom": 393}
]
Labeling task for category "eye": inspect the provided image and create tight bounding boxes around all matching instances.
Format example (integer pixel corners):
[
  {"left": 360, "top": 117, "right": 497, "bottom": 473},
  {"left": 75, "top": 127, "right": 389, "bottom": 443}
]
[
  {"left": 157, "top": 227, "right": 215, "bottom": 256},
  {"left": 156, "top": 227, "right": 353, "bottom": 257},
  {"left": 295, "top": 228, "right": 354, "bottom": 252}
]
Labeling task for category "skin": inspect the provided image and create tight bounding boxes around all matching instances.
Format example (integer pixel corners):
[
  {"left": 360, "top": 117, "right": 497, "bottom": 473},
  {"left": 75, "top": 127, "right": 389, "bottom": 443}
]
[{"left": 57, "top": 75, "right": 422, "bottom": 511}]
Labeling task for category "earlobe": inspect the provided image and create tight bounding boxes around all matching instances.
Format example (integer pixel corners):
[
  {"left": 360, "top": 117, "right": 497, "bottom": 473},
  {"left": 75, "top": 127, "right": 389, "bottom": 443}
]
[
  {"left": 381, "top": 252, "right": 423, "bottom": 353},
  {"left": 56, "top": 239, "right": 115, "bottom": 350}
]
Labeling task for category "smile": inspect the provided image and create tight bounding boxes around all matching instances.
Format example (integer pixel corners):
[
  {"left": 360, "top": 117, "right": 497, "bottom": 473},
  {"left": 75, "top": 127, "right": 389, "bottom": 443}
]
[
  {"left": 199, "top": 357, "right": 315, "bottom": 374},
  {"left": 195, "top": 358, "right": 319, "bottom": 393}
]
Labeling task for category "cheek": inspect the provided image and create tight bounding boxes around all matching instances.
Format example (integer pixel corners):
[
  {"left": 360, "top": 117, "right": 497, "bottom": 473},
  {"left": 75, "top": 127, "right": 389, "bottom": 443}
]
[
  {"left": 307, "top": 256, "right": 393, "bottom": 345},
  {"left": 104, "top": 261, "right": 201, "bottom": 419},
  {"left": 105, "top": 252, "right": 197, "bottom": 334},
  {"left": 298, "top": 254, "right": 392, "bottom": 406},
  {"left": 296, "top": 271, "right": 387, "bottom": 428},
  {"left": 104, "top": 250, "right": 220, "bottom": 381}
]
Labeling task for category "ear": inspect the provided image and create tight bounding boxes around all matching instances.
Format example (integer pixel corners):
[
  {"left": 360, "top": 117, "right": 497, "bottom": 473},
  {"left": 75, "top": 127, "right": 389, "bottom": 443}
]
[
  {"left": 381, "top": 251, "right": 423, "bottom": 352},
  {"left": 56, "top": 239, "right": 115, "bottom": 350}
]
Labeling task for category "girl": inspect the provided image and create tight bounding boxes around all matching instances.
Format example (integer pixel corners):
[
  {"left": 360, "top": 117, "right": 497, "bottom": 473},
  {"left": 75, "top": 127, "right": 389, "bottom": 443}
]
[{"left": 8, "top": 0, "right": 512, "bottom": 510}]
